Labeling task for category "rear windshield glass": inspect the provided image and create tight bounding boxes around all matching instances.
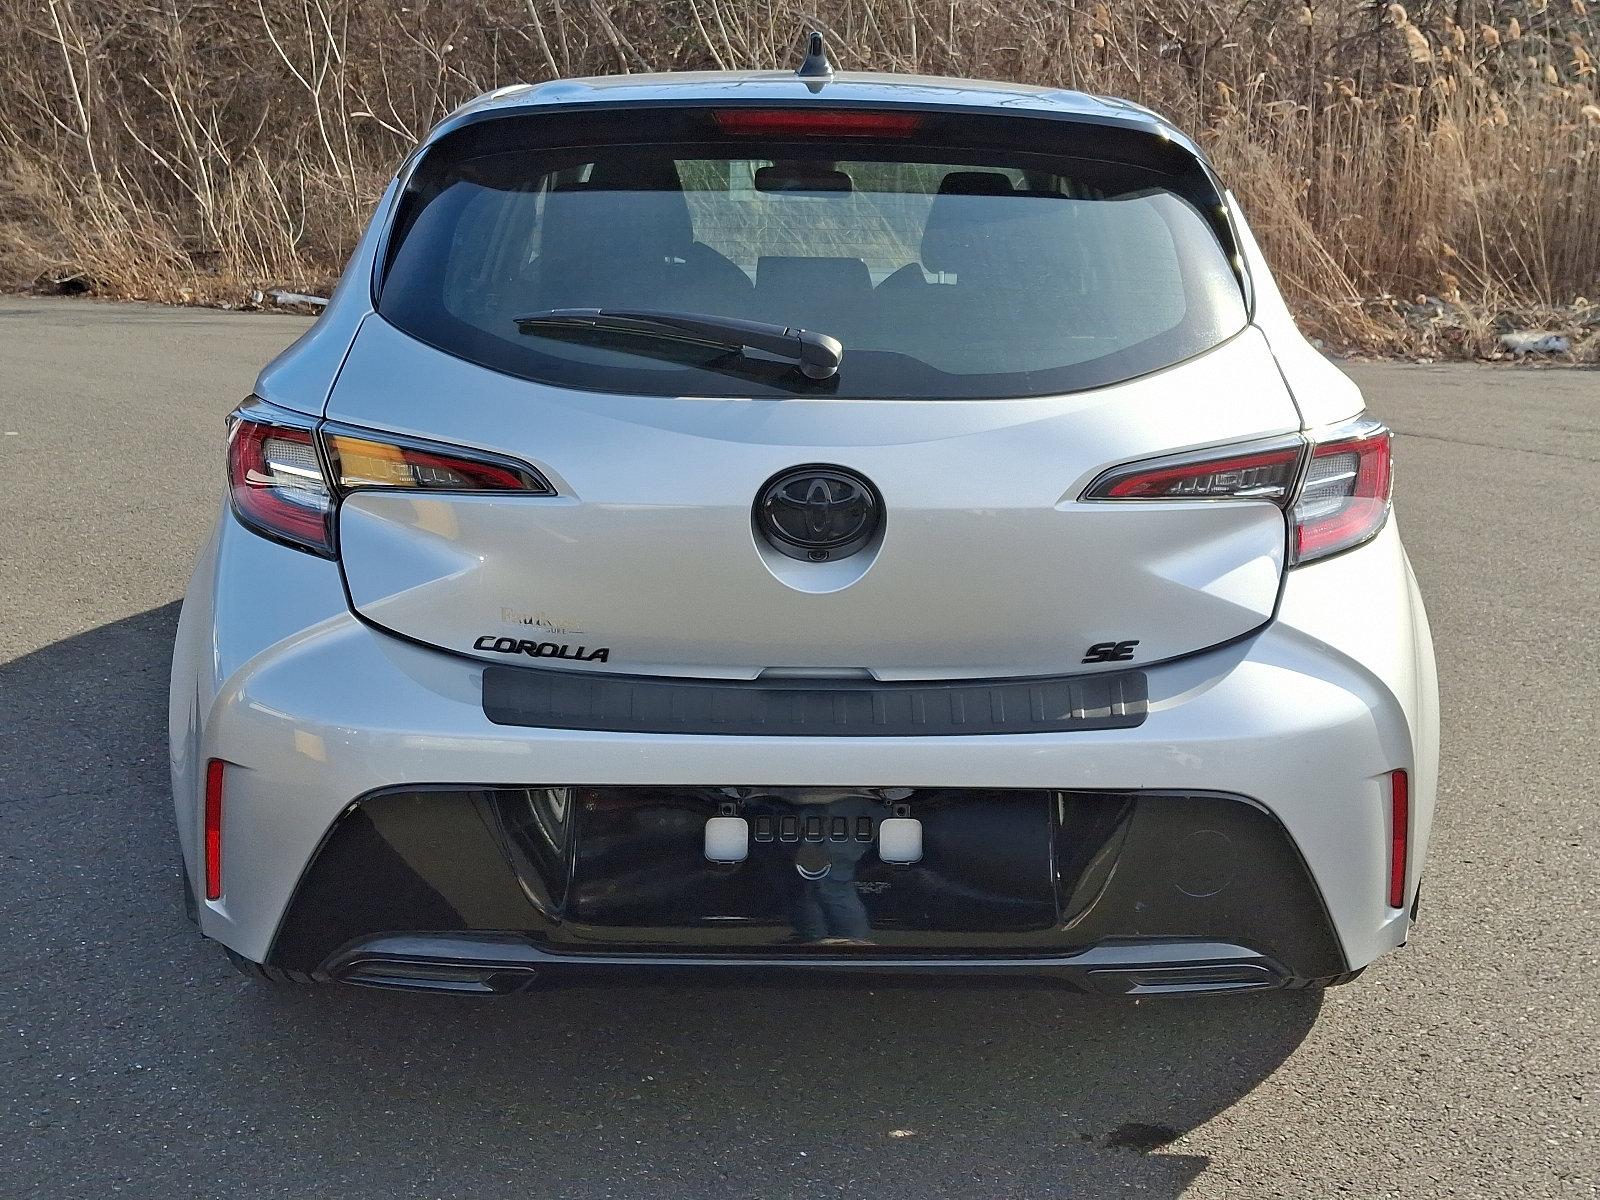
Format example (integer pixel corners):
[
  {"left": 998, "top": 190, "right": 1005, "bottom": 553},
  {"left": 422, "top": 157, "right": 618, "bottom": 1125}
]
[{"left": 379, "top": 129, "right": 1248, "bottom": 399}]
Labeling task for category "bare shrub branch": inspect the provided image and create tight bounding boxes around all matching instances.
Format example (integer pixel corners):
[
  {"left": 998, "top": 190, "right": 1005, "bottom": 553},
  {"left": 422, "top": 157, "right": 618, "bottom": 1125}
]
[{"left": 0, "top": 0, "right": 1594, "bottom": 355}]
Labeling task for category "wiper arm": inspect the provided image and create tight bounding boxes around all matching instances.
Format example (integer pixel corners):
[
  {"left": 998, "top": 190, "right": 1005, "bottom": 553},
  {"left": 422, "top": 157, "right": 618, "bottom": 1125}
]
[{"left": 514, "top": 308, "right": 843, "bottom": 381}]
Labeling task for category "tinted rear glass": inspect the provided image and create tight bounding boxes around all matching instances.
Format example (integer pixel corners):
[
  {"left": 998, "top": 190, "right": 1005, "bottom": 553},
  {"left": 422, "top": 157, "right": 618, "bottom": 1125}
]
[{"left": 380, "top": 120, "right": 1247, "bottom": 398}]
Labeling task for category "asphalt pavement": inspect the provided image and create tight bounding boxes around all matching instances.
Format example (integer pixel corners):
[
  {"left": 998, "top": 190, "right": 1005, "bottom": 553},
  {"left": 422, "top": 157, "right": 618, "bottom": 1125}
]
[{"left": 1, "top": 296, "right": 1596, "bottom": 1198}]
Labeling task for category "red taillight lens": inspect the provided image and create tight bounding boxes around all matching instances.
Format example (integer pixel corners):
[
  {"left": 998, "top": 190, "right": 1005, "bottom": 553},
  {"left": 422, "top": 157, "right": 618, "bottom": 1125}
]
[
  {"left": 1388, "top": 769, "right": 1409, "bottom": 909},
  {"left": 227, "top": 412, "right": 334, "bottom": 554},
  {"left": 204, "top": 759, "right": 225, "bottom": 901},
  {"left": 712, "top": 108, "right": 923, "bottom": 138},
  {"left": 1293, "top": 421, "right": 1392, "bottom": 564},
  {"left": 1087, "top": 445, "right": 1303, "bottom": 501}
]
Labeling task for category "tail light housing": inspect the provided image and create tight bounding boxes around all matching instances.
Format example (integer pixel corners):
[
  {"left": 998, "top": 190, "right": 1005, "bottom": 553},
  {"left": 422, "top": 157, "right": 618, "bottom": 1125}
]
[
  {"left": 226, "top": 400, "right": 552, "bottom": 556},
  {"left": 227, "top": 410, "right": 334, "bottom": 554},
  {"left": 1081, "top": 414, "right": 1393, "bottom": 566},
  {"left": 1083, "top": 439, "right": 1303, "bottom": 503},
  {"left": 1291, "top": 417, "right": 1392, "bottom": 564},
  {"left": 321, "top": 427, "right": 552, "bottom": 494}
]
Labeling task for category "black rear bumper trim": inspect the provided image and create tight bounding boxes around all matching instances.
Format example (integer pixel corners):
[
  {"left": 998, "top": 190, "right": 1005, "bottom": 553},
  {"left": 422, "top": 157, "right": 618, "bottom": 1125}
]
[
  {"left": 266, "top": 785, "right": 1349, "bottom": 982},
  {"left": 326, "top": 933, "right": 1291, "bottom": 996},
  {"left": 483, "top": 664, "right": 1147, "bottom": 736}
]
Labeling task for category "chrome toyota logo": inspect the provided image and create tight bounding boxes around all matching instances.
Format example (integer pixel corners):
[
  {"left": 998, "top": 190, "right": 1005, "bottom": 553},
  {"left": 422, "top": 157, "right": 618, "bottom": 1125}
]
[{"left": 756, "top": 466, "right": 881, "bottom": 562}]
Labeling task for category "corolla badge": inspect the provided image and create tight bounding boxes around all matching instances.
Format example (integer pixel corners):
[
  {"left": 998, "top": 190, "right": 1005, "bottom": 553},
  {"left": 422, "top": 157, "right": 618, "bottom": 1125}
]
[
  {"left": 756, "top": 466, "right": 882, "bottom": 562},
  {"left": 473, "top": 635, "right": 610, "bottom": 663}
]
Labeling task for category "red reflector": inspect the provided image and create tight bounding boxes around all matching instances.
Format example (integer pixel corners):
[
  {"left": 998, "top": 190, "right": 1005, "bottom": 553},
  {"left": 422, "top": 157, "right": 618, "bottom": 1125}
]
[
  {"left": 204, "top": 759, "right": 225, "bottom": 901},
  {"left": 712, "top": 108, "right": 923, "bottom": 138},
  {"left": 1388, "top": 769, "right": 1409, "bottom": 909}
]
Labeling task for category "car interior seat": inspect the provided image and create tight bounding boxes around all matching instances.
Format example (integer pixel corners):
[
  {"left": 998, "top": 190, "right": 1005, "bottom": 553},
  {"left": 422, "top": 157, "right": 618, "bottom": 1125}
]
[{"left": 526, "top": 158, "right": 752, "bottom": 315}]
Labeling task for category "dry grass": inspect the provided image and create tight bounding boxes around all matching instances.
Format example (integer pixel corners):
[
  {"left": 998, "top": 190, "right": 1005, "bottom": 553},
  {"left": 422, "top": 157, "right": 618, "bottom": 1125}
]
[{"left": 1, "top": 0, "right": 1596, "bottom": 358}]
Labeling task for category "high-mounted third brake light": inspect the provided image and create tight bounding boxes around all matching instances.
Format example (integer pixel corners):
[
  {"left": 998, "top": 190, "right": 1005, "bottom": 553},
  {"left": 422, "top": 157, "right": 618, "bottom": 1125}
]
[
  {"left": 712, "top": 109, "right": 924, "bottom": 138},
  {"left": 226, "top": 401, "right": 554, "bottom": 557}
]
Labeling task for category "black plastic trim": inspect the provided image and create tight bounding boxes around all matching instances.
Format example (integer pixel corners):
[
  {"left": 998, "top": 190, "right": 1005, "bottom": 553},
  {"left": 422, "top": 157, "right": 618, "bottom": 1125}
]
[
  {"left": 325, "top": 933, "right": 1295, "bottom": 996},
  {"left": 483, "top": 664, "right": 1147, "bottom": 736},
  {"left": 264, "top": 784, "right": 1350, "bottom": 985}
]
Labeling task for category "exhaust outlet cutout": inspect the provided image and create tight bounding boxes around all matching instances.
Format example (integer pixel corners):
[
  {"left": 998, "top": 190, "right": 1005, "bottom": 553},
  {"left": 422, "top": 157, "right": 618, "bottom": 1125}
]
[{"left": 340, "top": 959, "right": 536, "bottom": 995}]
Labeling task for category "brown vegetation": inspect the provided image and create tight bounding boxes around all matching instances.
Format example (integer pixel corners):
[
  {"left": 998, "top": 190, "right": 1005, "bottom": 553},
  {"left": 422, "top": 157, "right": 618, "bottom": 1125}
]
[{"left": 1, "top": 0, "right": 1596, "bottom": 357}]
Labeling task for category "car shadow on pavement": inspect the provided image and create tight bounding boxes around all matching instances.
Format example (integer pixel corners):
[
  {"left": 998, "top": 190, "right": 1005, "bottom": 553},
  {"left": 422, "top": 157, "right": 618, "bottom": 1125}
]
[{"left": 2, "top": 604, "right": 1323, "bottom": 1200}]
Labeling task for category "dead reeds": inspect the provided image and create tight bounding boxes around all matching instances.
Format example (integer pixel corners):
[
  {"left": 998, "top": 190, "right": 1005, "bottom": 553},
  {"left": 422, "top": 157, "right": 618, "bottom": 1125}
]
[{"left": 1, "top": 1, "right": 1595, "bottom": 356}]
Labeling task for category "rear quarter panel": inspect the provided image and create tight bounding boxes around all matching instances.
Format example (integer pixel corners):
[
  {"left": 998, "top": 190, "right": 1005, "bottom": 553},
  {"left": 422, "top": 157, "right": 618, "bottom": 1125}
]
[{"left": 1227, "top": 192, "right": 1365, "bottom": 429}]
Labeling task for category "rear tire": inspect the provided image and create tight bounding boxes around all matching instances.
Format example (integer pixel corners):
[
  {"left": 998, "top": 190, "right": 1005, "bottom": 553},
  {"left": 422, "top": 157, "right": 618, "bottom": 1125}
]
[{"left": 224, "top": 946, "right": 323, "bottom": 985}]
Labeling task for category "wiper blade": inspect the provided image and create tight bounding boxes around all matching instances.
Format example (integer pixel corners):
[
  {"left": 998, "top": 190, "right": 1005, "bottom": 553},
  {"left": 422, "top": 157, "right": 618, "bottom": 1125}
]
[{"left": 514, "top": 308, "right": 843, "bottom": 381}]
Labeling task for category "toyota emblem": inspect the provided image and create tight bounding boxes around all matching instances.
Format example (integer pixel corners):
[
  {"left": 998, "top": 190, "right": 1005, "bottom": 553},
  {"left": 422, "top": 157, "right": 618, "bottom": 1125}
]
[{"left": 755, "top": 466, "right": 882, "bottom": 562}]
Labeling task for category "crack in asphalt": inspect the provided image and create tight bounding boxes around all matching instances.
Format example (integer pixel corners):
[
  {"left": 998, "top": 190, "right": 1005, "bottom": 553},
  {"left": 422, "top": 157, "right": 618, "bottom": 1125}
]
[{"left": 1389, "top": 428, "right": 1600, "bottom": 463}]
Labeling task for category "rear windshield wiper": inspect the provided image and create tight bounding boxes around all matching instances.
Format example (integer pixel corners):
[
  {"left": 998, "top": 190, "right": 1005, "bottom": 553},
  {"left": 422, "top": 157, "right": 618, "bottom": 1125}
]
[{"left": 514, "top": 308, "right": 843, "bottom": 381}]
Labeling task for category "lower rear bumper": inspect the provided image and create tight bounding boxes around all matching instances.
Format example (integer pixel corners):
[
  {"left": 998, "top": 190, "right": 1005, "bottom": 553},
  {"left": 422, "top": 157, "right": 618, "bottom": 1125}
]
[
  {"left": 322, "top": 933, "right": 1344, "bottom": 997},
  {"left": 260, "top": 785, "right": 1351, "bottom": 990}
]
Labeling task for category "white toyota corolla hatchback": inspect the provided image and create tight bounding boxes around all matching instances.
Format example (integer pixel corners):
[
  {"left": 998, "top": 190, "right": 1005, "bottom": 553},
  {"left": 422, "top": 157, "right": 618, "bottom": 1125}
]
[{"left": 171, "top": 48, "right": 1439, "bottom": 995}]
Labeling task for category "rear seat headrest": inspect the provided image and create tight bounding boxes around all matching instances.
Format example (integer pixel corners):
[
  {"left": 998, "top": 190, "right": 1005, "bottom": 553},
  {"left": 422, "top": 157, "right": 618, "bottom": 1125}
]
[
  {"left": 754, "top": 163, "right": 854, "bottom": 192},
  {"left": 937, "top": 171, "right": 1016, "bottom": 196},
  {"left": 583, "top": 156, "right": 688, "bottom": 194},
  {"left": 921, "top": 172, "right": 1020, "bottom": 274}
]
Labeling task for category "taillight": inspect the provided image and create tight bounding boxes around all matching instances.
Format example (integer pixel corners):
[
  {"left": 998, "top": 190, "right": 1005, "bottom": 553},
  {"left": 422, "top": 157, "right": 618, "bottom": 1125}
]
[
  {"left": 1292, "top": 417, "right": 1392, "bottom": 564},
  {"left": 226, "top": 400, "right": 554, "bottom": 555},
  {"left": 321, "top": 429, "right": 552, "bottom": 494},
  {"left": 1388, "top": 769, "right": 1409, "bottom": 909},
  {"left": 1080, "top": 414, "right": 1392, "bottom": 567},
  {"left": 712, "top": 108, "right": 924, "bottom": 138},
  {"left": 204, "top": 759, "right": 225, "bottom": 901},
  {"left": 1083, "top": 442, "right": 1303, "bottom": 502},
  {"left": 227, "top": 407, "right": 334, "bottom": 555}
]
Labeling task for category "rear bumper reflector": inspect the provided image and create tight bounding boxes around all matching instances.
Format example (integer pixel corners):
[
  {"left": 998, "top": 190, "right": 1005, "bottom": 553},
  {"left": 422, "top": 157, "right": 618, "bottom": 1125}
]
[
  {"left": 1388, "top": 769, "right": 1409, "bottom": 909},
  {"left": 203, "top": 759, "right": 225, "bottom": 901},
  {"left": 482, "top": 665, "right": 1147, "bottom": 737}
]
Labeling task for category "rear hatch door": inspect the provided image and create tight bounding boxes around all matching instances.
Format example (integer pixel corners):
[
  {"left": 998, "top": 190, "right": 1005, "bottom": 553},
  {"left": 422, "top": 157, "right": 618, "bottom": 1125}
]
[{"left": 329, "top": 318, "right": 1297, "bottom": 679}]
